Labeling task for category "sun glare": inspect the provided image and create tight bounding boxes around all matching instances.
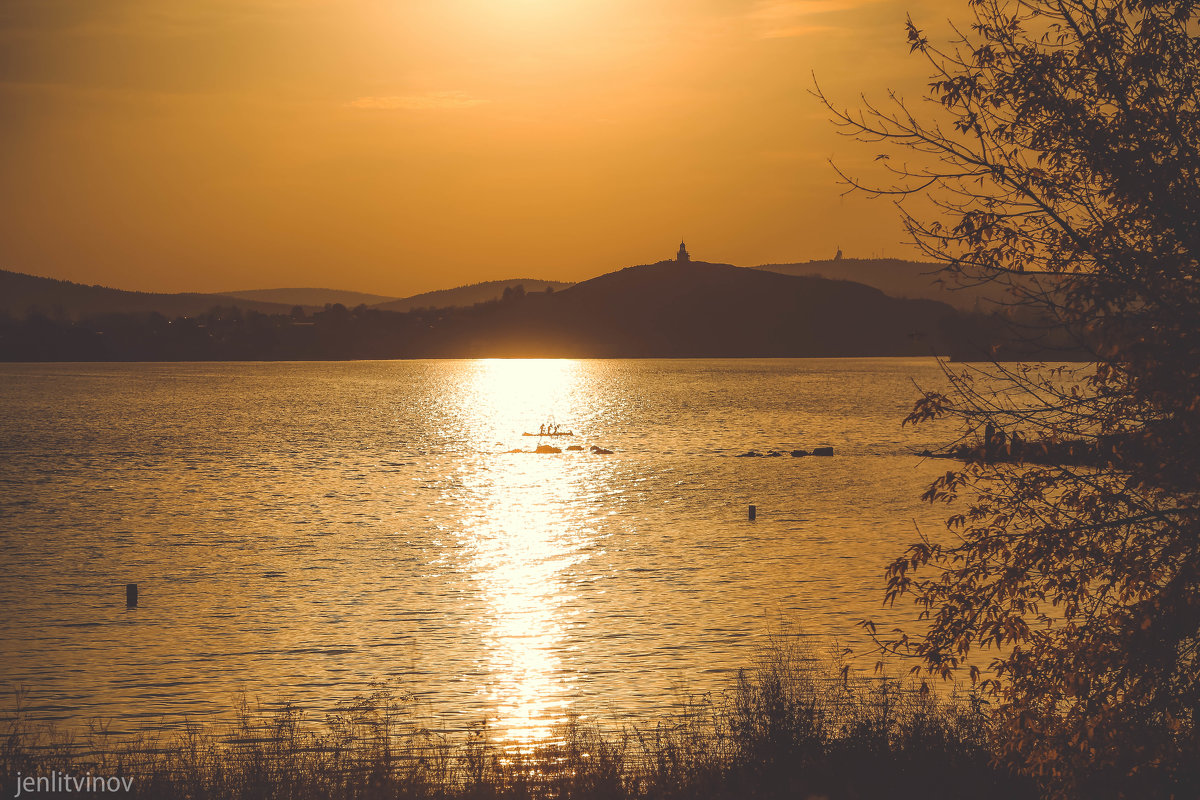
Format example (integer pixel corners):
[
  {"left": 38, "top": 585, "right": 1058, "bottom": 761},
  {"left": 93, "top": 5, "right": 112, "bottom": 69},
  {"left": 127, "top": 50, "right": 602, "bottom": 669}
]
[
  {"left": 467, "top": 359, "right": 583, "bottom": 440},
  {"left": 452, "top": 359, "right": 598, "bottom": 744}
]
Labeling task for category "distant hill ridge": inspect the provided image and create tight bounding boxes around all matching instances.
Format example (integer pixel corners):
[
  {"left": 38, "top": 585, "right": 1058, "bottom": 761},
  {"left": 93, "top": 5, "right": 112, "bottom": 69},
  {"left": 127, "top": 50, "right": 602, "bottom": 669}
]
[
  {"left": 0, "top": 270, "right": 573, "bottom": 320},
  {"left": 0, "top": 260, "right": 965, "bottom": 359},
  {"left": 433, "top": 260, "right": 958, "bottom": 358},
  {"left": 0, "top": 256, "right": 1025, "bottom": 324},
  {"left": 221, "top": 287, "right": 400, "bottom": 308},
  {"left": 751, "top": 257, "right": 1043, "bottom": 310},
  {"left": 373, "top": 278, "right": 574, "bottom": 312},
  {"left": 0, "top": 269, "right": 297, "bottom": 319}
]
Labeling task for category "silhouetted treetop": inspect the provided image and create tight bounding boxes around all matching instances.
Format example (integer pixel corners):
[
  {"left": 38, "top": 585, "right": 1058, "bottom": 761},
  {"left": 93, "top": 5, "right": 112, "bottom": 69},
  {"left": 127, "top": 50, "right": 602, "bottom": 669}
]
[{"left": 825, "top": 0, "right": 1200, "bottom": 797}]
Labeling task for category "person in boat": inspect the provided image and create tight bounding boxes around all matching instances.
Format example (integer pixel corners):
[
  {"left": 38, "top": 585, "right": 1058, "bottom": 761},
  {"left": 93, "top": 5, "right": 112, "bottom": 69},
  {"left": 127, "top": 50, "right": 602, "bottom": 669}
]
[{"left": 539, "top": 423, "right": 546, "bottom": 435}]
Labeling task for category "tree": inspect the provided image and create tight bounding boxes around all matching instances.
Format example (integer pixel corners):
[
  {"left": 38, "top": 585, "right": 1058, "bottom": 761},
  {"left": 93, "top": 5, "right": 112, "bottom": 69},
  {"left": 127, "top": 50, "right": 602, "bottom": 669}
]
[{"left": 820, "top": 0, "right": 1200, "bottom": 796}]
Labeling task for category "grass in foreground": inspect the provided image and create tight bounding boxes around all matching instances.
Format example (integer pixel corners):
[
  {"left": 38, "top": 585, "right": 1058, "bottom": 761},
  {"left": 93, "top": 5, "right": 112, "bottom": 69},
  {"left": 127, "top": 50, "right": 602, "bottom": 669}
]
[{"left": 1, "top": 640, "right": 1034, "bottom": 800}]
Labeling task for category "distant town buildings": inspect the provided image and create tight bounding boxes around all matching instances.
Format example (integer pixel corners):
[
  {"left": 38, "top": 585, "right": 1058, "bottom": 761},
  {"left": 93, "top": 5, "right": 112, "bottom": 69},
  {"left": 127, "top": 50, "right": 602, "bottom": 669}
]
[{"left": 676, "top": 240, "right": 690, "bottom": 263}]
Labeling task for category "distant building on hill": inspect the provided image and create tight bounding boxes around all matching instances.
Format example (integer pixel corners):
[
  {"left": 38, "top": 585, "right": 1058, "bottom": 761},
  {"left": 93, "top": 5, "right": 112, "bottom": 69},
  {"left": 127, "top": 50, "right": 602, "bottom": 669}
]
[{"left": 676, "top": 240, "right": 690, "bottom": 263}]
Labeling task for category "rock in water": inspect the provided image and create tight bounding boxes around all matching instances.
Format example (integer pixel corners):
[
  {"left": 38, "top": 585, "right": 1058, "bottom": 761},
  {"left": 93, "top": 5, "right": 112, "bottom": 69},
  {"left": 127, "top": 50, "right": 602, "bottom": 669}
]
[
  {"left": 535, "top": 444, "right": 562, "bottom": 454},
  {"left": 813, "top": 446, "right": 834, "bottom": 456}
]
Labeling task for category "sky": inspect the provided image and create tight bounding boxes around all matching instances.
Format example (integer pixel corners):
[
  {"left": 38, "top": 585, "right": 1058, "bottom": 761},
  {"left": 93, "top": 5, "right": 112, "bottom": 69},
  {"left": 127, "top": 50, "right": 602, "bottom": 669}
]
[{"left": 0, "top": 0, "right": 953, "bottom": 296}]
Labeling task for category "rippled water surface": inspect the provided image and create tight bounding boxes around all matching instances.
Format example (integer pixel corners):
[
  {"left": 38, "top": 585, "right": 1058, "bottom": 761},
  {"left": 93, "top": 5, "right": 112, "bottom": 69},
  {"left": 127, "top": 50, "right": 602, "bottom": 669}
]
[{"left": 0, "top": 359, "right": 959, "bottom": 741}]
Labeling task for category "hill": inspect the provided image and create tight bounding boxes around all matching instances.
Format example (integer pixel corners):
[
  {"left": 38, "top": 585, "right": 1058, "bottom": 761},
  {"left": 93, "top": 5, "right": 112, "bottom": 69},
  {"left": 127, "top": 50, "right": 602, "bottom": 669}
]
[
  {"left": 429, "top": 261, "right": 958, "bottom": 358},
  {"left": 221, "top": 288, "right": 398, "bottom": 308},
  {"left": 373, "top": 279, "right": 574, "bottom": 312},
  {"left": 751, "top": 258, "right": 1021, "bottom": 311},
  {"left": 0, "top": 261, "right": 963, "bottom": 360},
  {"left": 0, "top": 269, "right": 298, "bottom": 319}
]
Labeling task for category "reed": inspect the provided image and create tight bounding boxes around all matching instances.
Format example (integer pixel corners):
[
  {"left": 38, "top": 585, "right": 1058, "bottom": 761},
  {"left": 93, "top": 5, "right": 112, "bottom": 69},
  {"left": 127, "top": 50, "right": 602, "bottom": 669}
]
[{"left": 0, "top": 639, "right": 1034, "bottom": 800}]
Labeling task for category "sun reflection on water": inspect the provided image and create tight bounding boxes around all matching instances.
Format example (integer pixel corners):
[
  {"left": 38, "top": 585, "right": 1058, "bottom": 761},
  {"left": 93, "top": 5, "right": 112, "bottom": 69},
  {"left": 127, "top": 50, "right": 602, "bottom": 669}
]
[{"left": 452, "top": 359, "right": 605, "bottom": 745}]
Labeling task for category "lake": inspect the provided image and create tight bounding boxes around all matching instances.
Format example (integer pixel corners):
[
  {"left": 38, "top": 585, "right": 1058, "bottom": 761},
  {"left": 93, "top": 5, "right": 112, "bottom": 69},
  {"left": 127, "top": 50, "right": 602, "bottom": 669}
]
[{"left": 0, "top": 358, "right": 959, "bottom": 742}]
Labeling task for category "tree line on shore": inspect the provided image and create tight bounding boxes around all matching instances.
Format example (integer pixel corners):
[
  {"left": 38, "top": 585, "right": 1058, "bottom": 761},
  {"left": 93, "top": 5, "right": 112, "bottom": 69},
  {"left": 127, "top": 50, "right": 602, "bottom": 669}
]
[
  {"left": 0, "top": 288, "right": 1079, "bottom": 361},
  {"left": 0, "top": 302, "right": 455, "bottom": 361}
]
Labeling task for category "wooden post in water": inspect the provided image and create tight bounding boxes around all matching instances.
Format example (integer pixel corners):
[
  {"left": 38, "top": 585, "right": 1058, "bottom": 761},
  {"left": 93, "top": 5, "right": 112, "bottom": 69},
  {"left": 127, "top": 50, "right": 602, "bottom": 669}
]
[
  {"left": 126, "top": 583, "right": 138, "bottom": 607},
  {"left": 748, "top": 504, "right": 757, "bottom": 520}
]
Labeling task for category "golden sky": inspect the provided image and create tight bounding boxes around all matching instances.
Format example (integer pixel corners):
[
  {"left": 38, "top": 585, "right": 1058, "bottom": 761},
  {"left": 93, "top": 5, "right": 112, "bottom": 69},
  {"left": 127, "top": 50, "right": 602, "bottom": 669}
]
[{"left": 0, "top": 0, "right": 949, "bottom": 296}]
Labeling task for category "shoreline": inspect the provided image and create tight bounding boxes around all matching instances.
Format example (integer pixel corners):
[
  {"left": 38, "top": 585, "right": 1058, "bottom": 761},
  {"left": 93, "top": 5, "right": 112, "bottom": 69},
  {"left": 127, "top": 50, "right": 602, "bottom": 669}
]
[{"left": 2, "top": 642, "right": 1034, "bottom": 800}]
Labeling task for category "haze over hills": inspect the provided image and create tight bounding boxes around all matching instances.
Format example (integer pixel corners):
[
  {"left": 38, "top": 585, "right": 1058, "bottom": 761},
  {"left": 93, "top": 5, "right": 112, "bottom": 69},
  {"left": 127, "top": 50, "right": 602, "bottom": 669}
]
[
  {"left": 221, "top": 288, "right": 400, "bottom": 308},
  {"left": 442, "top": 261, "right": 956, "bottom": 357},
  {"left": 2, "top": 256, "right": 1046, "bottom": 323},
  {"left": 0, "top": 269, "right": 574, "bottom": 320},
  {"left": 0, "top": 268, "right": 298, "bottom": 319},
  {"left": 222, "top": 280, "right": 576, "bottom": 312},
  {"left": 751, "top": 258, "right": 1017, "bottom": 310},
  {"left": 372, "top": 279, "right": 574, "bottom": 313},
  {"left": 0, "top": 260, "right": 962, "bottom": 360}
]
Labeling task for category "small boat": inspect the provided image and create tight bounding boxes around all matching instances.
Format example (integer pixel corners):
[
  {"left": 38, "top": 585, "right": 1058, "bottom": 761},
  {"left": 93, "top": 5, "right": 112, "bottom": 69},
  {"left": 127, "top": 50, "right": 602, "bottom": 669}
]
[{"left": 522, "top": 431, "right": 575, "bottom": 436}]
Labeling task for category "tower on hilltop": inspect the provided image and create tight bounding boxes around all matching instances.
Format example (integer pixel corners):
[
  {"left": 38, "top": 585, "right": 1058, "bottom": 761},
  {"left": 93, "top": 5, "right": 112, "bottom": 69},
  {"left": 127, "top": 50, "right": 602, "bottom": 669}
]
[{"left": 676, "top": 239, "right": 690, "bottom": 263}]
